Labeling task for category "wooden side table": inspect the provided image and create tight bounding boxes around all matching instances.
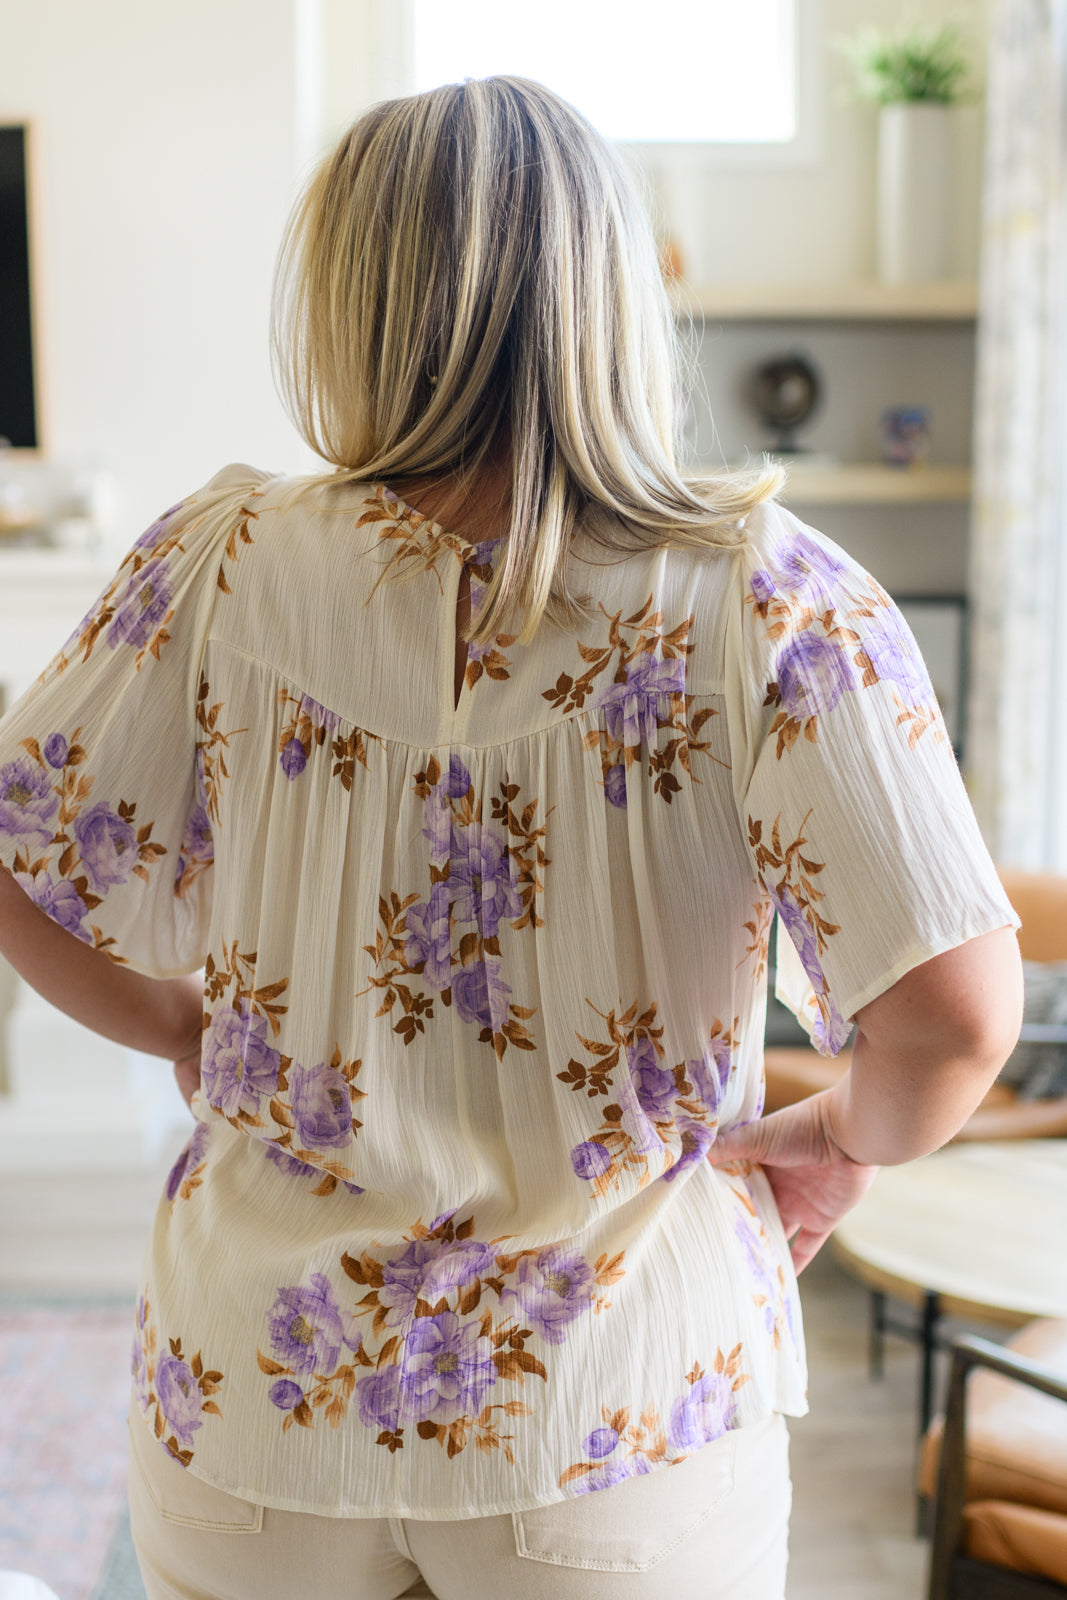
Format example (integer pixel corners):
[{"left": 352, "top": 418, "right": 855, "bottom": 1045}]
[{"left": 832, "top": 1140, "right": 1067, "bottom": 1438}]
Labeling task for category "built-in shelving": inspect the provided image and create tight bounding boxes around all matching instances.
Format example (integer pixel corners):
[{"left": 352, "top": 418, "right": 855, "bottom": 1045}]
[
  {"left": 776, "top": 462, "right": 972, "bottom": 506},
  {"left": 671, "top": 281, "right": 979, "bottom": 322}
]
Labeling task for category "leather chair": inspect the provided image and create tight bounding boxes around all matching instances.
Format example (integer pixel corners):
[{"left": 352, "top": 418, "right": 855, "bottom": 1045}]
[
  {"left": 922, "top": 1318, "right": 1067, "bottom": 1598},
  {"left": 763, "top": 869, "right": 1067, "bottom": 1140}
]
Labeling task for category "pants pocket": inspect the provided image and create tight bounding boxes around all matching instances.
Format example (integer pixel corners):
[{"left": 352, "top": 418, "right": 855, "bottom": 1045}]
[
  {"left": 511, "top": 1431, "right": 736, "bottom": 1573},
  {"left": 128, "top": 1412, "right": 263, "bottom": 1533}
]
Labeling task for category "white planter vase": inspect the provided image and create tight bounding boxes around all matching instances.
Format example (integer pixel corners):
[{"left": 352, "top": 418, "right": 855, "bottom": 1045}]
[{"left": 877, "top": 102, "right": 953, "bottom": 284}]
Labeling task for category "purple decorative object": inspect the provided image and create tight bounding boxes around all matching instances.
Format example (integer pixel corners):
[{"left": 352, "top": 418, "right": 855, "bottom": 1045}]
[
  {"left": 201, "top": 1002, "right": 281, "bottom": 1118},
  {"left": 397, "top": 1310, "right": 497, "bottom": 1426},
  {"left": 289, "top": 1061, "right": 352, "bottom": 1150},
  {"left": 594, "top": 655, "right": 686, "bottom": 748},
  {"left": 107, "top": 561, "right": 173, "bottom": 649},
  {"left": 376, "top": 1236, "right": 494, "bottom": 1326},
  {"left": 155, "top": 1353, "right": 204, "bottom": 1447},
  {"left": 571, "top": 1139, "right": 611, "bottom": 1181},
  {"left": 73, "top": 802, "right": 139, "bottom": 894},
  {"left": 280, "top": 738, "right": 307, "bottom": 780},
  {"left": 0, "top": 758, "right": 59, "bottom": 848},
  {"left": 165, "top": 1123, "right": 210, "bottom": 1202},
  {"left": 269, "top": 1378, "right": 305, "bottom": 1411},
  {"left": 761, "top": 529, "right": 847, "bottom": 603},
  {"left": 43, "top": 733, "right": 68, "bottom": 769},
  {"left": 267, "top": 1273, "right": 346, "bottom": 1376},
  {"left": 499, "top": 1247, "right": 595, "bottom": 1346},
  {"left": 14, "top": 871, "right": 91, "bottom": 942},
  {"left": 880, "top": 405, "right": 930, "bottom": 469},
  {"left": 448, "top": 824, "right": 520, "bottom": 938},
  {"left": 776, "top": 633, "right": 855, "bottom": 719},
  {"left": 603, "top": 764, "right": 627, "bottom": 809},
  {"left": 452, "top": 958, "right": 511, "bottom": 1033},
  {"left": 667, "top": 1371, "right": 738, "bottom": 1451},
  {"left": 571, "top": 1456, "right": 652, "bottom": 1495},
  {"left": 403, "top": 882, "right": 452, "bottom": 992},
  {"left": 584, "top": 1427, "right": 619, "bottom": 1459}
]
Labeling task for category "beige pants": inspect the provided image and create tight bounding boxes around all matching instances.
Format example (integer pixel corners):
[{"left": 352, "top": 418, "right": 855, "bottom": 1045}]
[{"left": 128, "top": 1408, "right": 790, "bottom": 1600}]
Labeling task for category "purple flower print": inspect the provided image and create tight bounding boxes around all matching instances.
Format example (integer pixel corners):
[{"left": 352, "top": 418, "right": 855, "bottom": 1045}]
[
  {"left": 155, "top": 1353, "right": 204, "bottom": 1447},
  {"left": 175, "top": 805, "right": 213, "bottom": 887},
  {"left": 357, "top": 1365, "right": 403, "bottom": 1433},
  {"left": 571, "top": 1139, "right": 611, "bottom": 1181},
  {"left": 397, "top": 1310, "right": 497, "bottom": 1426},
  {"left": 667, "top": 1371, "right": 738, "bottom": 1451},
  {"left": 452, "top": 957, "right": 512, "bottom": 1033},
  {"left": 572, "top": 1456, "right": 652, "bottom": 1495},
  {"left": 770, "top": 887, "right": 825, "bottom": 996},
  {"left": 662, "top": 1117, "right": 714, "bottom": 1183},
  {"left": 300, "top": 695, "right": 343, "bottom": 733},
  {"left": 595, "top": 655, "right": 686, "bottom": 748},
  {"left": 584, "top": 1427, "right": 619, "bottom": 1459},
  {"left": 165, "top": 1122, "right": 210, "bottom": 1202},
  {"left": 13, "top": 871, "right": 91, "bottom": 943},
  {"left": 448, "top": 824, "right": 520, "bottom": 939},
  {"left": 130, "top": 1334, "right": 149, "bottom": 1412},
  {"left": 43, "top": 733, "right": 68, "bottom": 769},
  {"left": 201, "top": 1002, "right": 281, "bottom": 1117},
  {"left": 734, "top": 1214, "right": 778, "bottom": 1337},
  {"left": 421, "top": 789, "right": 453, "bottom": 865},
  {"left": 269, "top": 1379, "right": 305, "bottom": 1411},
  {"left": 263, "top": 1144, "right": 365, "bottom": 1194},
  {"left": 628, "top": 1037, "right": 676, "bottom": 1121},
  {"left": 603, "top": 764, "right": 627, "bottom": 809},
  {"left": 267, "top": 1273, "right": 346, "bottom": 1376},
  {"left": 73, "top": 803, "right": 138, "bottom": 894},
  {"left": 289, "top": 1061, "right": 352, "bottom": 1150},
  {"left": 404, "top": 881, "right": 452, "bottom": 992},
  {"left": 860, "top": 607, "right": 934, "bottom": 705},
  {"left": 0, "top": 758, "right": 58, "bottom": 848},
  {"left": 443, "top": 756, "right": 472, "bottom": 799},
  {"left": 776, "top": 632, "right": 855, "bottom": 719},
  {"left": 134, "top": 503, "right": 182, "bottom": 553},
  {"left": 377, "top": 1236, "right": 495, "bottom": 1326},
  {"left": 686, "top": 1039, "right": 732, "bottom": 1116},
  {"left": 762, "top": 528, "right": 847, "bottom": 603},
  {"left": 280, "top": 738, "right": 307, "bottom": 780},
  {"left": 107, "top": 560, "right": 173, "bottom": 650},
  {"left": 499, "top": 1247, "right": 595, "bottom": 1346}
]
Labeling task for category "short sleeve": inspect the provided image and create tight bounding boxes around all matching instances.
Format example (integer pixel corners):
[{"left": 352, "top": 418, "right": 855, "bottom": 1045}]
[
  {"left": 724, "top": 500, "right": 1019, "bottom": 1056},
  {"left": 0, "top": 463, "right": 272, "bottom": 978}
]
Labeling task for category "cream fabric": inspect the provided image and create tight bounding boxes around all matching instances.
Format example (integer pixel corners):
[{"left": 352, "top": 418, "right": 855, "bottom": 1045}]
[{"left": 0, "top": 465, "right": 1015, "bottom": 1519}]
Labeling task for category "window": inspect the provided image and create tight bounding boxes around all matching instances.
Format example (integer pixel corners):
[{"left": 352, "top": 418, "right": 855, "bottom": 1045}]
[{"left": 412, "top": 0, "right": 815, "bottom": 155}]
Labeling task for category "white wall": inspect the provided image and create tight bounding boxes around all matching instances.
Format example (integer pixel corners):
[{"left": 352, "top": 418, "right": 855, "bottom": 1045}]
[{"left": 1, "top": 0, "right": 320, "bottom": 554}]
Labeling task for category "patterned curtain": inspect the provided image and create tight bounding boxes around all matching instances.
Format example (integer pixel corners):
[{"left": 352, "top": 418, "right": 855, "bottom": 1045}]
[{"left": 967, "top": 0, "right": 1067, "bottom": 870}]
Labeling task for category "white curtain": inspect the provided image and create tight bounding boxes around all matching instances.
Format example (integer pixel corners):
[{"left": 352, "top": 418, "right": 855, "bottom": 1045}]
[{"left": 967, "top": 0, "right": 1067, "bottom": 871}]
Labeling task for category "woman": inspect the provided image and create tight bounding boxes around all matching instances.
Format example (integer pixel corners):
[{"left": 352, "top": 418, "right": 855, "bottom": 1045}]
[{"left": 0, "top": 77, "right": 1021, "bottom": 1600}]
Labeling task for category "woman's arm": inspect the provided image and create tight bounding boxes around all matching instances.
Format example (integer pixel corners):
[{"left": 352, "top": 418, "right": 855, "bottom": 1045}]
[
  {"left": 708, "top": 926, "right": 1024, "bottom": 1270},
  {"left": 0, "top": 863, "right": 203, "bottom": 1063}
]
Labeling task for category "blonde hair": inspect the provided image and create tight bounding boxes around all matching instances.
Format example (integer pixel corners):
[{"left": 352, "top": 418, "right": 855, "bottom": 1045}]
[{"left": 272, "top": 76, "right": 781, "bottom": 644}]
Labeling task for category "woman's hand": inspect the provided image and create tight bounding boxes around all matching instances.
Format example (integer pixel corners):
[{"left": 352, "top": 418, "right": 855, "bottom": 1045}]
[
  {"left": 706, "top": 1090, "right": 878, "bottom": 1273},
  {"left": 173, "top": 1049, "right": 202, "bottom": 1111}
]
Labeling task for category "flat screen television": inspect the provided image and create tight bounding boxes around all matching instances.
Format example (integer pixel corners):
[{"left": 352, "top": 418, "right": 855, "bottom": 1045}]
[{"left": 0, "top": 126, "right": 38, "bottom": 449}]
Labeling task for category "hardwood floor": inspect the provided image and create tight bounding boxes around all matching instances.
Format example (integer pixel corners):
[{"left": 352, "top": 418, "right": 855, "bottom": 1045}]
[{"left": 0, "top": 1149, "right": 969, "bottom": 1598}]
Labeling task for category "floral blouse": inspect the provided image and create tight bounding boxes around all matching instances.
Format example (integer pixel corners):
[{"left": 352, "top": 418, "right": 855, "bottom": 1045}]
[{"left": 0, "top": 464, "right": 1015, "bottom": 1519}]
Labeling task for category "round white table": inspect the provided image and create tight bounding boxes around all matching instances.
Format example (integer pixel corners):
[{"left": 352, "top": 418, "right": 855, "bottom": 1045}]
[{"left": 831, "top": 1139, "right": 1067, "bottom": 1434}]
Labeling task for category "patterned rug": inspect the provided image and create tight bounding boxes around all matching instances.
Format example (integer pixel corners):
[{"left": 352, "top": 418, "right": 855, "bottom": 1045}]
[{"left": 0, "top": 1299, "right": 145, "bottom": 1600}]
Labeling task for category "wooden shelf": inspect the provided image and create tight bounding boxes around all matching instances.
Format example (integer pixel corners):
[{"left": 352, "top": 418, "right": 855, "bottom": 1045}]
[
  {"left": 779, "top": 462, "right": 972, "bottom": 505},
  {"left": 671, "top": 281, "right": 978, "bottom": 322}
]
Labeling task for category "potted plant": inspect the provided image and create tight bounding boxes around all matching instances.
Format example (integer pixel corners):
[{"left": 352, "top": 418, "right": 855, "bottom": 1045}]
[{"left": 840, "top": 21, "right": 976, "bottom": 284}]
